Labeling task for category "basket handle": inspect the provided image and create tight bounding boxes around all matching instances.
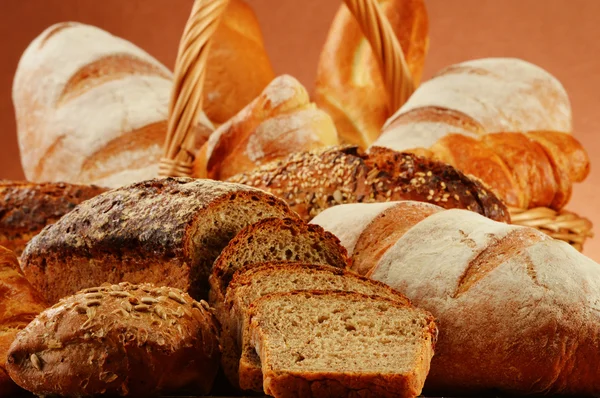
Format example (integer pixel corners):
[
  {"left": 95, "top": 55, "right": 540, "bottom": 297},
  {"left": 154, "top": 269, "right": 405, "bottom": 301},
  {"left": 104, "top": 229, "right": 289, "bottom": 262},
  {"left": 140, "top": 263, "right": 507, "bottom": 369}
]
[{"left": 159, "top": 0, "right": 415, "bottom": 178}]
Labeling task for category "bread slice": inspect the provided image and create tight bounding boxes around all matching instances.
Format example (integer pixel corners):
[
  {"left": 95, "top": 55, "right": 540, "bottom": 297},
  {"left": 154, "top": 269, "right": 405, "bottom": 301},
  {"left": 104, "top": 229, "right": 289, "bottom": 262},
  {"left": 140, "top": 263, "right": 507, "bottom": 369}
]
[
  {"left": 247, "top": 291, "right": 437, "bottom": 398},
  {"left": 220, "top": 262, "right": 411, "bottom": 391},
  {"left": 208, "top": 218, "right": 350, "bottom": 307}
]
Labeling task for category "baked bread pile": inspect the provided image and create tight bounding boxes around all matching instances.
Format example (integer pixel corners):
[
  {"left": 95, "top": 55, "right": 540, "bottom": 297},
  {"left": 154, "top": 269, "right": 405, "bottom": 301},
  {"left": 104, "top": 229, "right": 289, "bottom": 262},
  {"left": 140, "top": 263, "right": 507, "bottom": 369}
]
[{"left": 2, "top": 0, "right": 598, "bottom": 396}]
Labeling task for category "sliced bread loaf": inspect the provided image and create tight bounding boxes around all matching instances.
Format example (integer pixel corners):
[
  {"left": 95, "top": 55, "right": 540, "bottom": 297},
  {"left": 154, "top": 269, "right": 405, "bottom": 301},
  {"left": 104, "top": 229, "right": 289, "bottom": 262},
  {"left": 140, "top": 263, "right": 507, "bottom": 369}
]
[
  {"left": 208, "top": 218, "right": 350, "bottom": 307},
  {"left": 247, "top": 291, "right": 437, "bottom": 398},
  {"left": 20, "top": 178, "right": 296, "bottom": 303},
  {"left": 221, "top": 262, "right": 411, "bottom": 391}
]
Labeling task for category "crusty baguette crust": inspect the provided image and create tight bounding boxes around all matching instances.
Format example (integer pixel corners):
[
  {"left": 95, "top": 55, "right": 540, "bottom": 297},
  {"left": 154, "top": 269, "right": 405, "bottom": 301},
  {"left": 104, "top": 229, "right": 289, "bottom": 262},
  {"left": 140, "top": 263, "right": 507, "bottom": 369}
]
[
  {"left": 227, "top": 145, "right": 510, "bottom": 222},
  {"left": 0, "top": 246, "right": 47, "bottom": 396},
  {"left": 20, "top": 178, "right": 295, "bottom": 304},
  {"left": 6, "top": 282, "right": 220, "bottom": 396},
  {"left": 0, "top": 181, "right": 107, "bottom": 256},
  {"left": 314, "top": 0, "right": 428, "bottom": 148},
  {"left": 248, "top": 290, "right": 437, "bottom": 398}
]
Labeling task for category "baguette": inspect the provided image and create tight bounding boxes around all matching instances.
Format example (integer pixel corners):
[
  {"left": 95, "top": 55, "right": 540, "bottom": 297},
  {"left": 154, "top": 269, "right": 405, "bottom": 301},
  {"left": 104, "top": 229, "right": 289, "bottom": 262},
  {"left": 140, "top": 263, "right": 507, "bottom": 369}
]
[
  {"left": 314, "top": 0, "right": 428, "bottom": 148},
  {"left": 194, "top": 75, "right": 339, "bottom": 180},
  {"left": 373, "top": 58, "right": 588, "bottom": 209},
  {"left": 227, "top": 145, "right": 509, "bottom": 222},
  {"left": 20, "top": 177, "right": 296, "bottom": 304},
  {"left": 13, "top": 22, "right": 213, "bottom": 188},
  {"left": 312, "top": 201, "right": 600, "bottom": 395},
  {"left": 0, "top": 180, "right": 107, "bottom": 256},
  {"left": 0, "top": 246, "right": 47, "bottom": 396},
  {"left": 6, "top": 282, "right": 220, "bottom": 397}
]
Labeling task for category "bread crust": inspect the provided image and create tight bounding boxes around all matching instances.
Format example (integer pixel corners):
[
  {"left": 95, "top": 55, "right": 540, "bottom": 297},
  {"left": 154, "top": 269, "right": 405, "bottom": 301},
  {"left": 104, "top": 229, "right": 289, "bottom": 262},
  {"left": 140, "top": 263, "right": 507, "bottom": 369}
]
[
  {"left": 227, "top": 145, "right": 510, "bottom": 222},
  {"left": 0, "top": 246, "right": 47, "bottom": 396},
  {"left": 314, "top": 0, "right": 429, "bottom": 148},
  {"left": 20, "top": 177, "right": 295, "bottom": 304},
  {"left": 0, "top": 181, "right": 106, "bottom": 256},
  {"left": 6, "top": 282, "right": 220, "bottom": 397}
]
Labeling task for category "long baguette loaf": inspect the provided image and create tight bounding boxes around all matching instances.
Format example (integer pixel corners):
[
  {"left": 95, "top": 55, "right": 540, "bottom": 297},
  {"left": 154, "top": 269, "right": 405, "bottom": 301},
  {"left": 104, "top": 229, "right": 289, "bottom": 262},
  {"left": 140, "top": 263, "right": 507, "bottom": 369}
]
[
  {"left": 14, "top": 22, "right": 213, "bottom": 188},
  {"left": 314, "top": 0, "right": 428, "bottom": 148},
  {"left": 373, "top": 58, "right": 588, "bottom": 209},
  {"left": 194, "top": 75, "right": 339, "bottom": 180},
  {"left": 227, "top": 146, "right": 509, "bottom": 222},
  {"left": 0, "top": 246, "right": 47, "bottom": 396},
  {"left": 20, "top": 178, "right": 296, "bottom": 304},
  {"left": 311, "top": 201, "right": 600, "bottom": 395},
  {"left": 0, "top": 181, "right": 107, "bottom": 256}
]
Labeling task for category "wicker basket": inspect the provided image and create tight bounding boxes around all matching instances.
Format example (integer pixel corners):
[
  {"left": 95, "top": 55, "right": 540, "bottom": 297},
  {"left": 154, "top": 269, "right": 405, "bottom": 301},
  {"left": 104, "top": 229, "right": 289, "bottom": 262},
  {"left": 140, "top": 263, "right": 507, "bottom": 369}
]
[{"left": 159, "top": 0, "right": 593, "bottom": 251}]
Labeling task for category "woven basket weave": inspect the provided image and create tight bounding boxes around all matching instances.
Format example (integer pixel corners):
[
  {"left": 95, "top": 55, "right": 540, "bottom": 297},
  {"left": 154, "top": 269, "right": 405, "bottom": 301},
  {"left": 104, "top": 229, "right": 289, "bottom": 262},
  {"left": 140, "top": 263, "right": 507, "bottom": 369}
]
[{"left": 159, "top": 0, "right": 593, "bottom": 251}]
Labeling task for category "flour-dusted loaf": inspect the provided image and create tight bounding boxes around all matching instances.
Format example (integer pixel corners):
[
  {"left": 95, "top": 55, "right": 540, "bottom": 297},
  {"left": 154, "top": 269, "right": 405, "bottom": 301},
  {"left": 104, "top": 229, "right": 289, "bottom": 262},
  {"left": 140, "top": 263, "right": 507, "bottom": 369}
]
[
  {"left": 373, "top": 58, "right": 589, "bottom": 209},
  {"left": 228, "top": 145, "right": 509, "bottom": 222},
  {"left": 6, "top": 282, "right": 220, "bottom": 397},
  {"left": 313, "top": 201, "right": 600, "bottom": 395},
  {"left": 209, "top": 218, "right": 350, "bottom": 308},
  {"left": 194, "top": 75, "right": 339, "bottom": 180},
  {"left": 247, "top": 291, "right": 437, "bottom": 398},
  {"left": 20, "top": 178, "right": 296, "bottom": 304},
  {"left": 0, "top": 246, "right": 47, "bottom": 396},
  {"left": 222, "top": 262, "right": 411, "bottom": 392},
  {"left": 0, "top": 180, "right": 107, "bottom": 256},
  {"left": 13, "top": 22, "right": 213, "bottom": 188}
]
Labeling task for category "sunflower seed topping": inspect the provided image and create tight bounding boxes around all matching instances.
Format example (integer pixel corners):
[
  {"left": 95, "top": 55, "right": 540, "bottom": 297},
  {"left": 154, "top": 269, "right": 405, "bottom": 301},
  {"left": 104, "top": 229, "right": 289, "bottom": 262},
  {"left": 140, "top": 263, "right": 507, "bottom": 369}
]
[
  {"left": 168, "top": 291, "right": 186, "bottom": 304},
  {"left": 134, "top": 304, "right": 151, "bottom": 312},
  {"left": 141, "top": 297, "right": 159, "bottom": 305},
  {"left": 30, "top": 353, "right": 42, "bottom": 370},
  {"left": 86, "top": 300, "right": 101, "bottom": 307}
]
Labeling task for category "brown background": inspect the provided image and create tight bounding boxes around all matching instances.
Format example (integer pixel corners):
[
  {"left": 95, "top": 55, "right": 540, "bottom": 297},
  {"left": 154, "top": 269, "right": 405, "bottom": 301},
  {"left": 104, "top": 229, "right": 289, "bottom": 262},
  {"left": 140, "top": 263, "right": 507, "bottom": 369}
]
[{"left": 1, "top": 0, "right": 599, "bottom": 260}]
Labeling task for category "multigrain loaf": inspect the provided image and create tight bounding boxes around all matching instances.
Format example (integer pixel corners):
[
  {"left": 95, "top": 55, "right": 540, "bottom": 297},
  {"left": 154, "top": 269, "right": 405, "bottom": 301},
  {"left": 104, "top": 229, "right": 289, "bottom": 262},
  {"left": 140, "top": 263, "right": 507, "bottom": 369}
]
[
  {"left": 6, "top": 282, "right": 220, "bottom": 397},
  {"left": 227, "top": 145, "right": 509, "bottom": 222},
  {"left": 0, "top": 246, "right": 47, "bottom": 396},
  {"left": 373, "top": 58, "right": 588, "bottom": 209},
  {"left": 194, "top": 75, "right": 339, "bottom": 180},
  {"left": 221, "top": 262, "right": 411, "bottom": 392},
  {"left": 209, "top": 218, "right": 350, "bottom": 308},
  {"left": 13, "top": 22, "right": 213, "bottom": 187},
  {"left": 314, "top": 0, "right": 428, "bottom": 148},
  {"left": 0, "top": 180, "right": 107, "bottom": 256},
  {"left": 247, "top": 291, "right": 437, "bottom": 398},
  {"left": 312, "top": 201, "right": 600, "bottom": 395},
  {"left": 20, "top": 178, "right": 296, "bottom": 304}
]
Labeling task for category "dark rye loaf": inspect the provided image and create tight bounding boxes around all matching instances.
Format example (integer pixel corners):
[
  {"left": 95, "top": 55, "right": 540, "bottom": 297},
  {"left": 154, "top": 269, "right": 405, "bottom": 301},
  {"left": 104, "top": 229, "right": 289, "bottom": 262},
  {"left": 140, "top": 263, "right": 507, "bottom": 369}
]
[
  {"left": 227, "top": 145, "right": 510, "bottom": 222},
  {"left": 20, "top": 178, "right": 296, "bottom": 304},
  {"left": 0, "top": 181, "right": 107, "bottom": 256}
]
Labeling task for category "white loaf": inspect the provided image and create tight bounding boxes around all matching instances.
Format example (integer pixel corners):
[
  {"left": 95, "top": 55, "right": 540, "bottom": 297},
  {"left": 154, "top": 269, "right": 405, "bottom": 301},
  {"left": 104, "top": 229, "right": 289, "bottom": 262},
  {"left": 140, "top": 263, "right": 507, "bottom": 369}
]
[
  {"left": 312, "top": 202, "right": 600, "bottom": 395},
  {"left": 14, "top": 22, "right": 213, "bottom": 187},
  {"left": 375, "top": 57, "right": 572, "bottom": 152}
]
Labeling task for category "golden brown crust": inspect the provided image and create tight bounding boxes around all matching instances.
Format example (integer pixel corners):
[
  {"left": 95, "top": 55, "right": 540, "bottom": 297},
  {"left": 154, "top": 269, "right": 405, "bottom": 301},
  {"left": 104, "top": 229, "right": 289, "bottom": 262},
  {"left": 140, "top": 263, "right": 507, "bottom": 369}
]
[
  {"left": 425, "top": 131, "right": 590, "bottom": 209},
  {"left": 20, "top": 177, "right": 295, "bottom": 304},
  {"left": 203, "top": 0, "right": 275, "bottom": 125},
  {"left": 227, "top": 146, "right": 510, "bottom": 223},
  {"left": 194, "top": 75, "right": 339, "bottom": 180},
  {"left": 314, "top": 0, "right": 429, "bottom": 148},
  {"left": 6, "top": 282, "right": 220, "bottom": 397},
  {"left": 0, "top": 246, "right": 47, "bottom": 396},
  {"left": 0, "top": 181, "right": 107, "bottom": 256}
]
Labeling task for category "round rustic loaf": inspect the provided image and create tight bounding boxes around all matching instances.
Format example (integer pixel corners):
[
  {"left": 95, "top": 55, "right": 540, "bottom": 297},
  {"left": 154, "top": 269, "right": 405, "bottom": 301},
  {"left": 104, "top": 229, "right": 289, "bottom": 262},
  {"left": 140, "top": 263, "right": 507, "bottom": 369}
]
[{"left": 6, "top": 282, "right": 220, "bottom": 397}]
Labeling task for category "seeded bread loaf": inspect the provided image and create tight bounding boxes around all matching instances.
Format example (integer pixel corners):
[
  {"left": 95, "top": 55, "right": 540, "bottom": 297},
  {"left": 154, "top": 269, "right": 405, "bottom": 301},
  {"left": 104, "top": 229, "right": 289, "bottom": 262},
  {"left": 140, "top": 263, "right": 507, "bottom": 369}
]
[
  {"left": 313, "top": 201, "right": 600, "bottom": 395},
  {"left": 0, "top": 246, "right": 47, "bottom": 396},
  {"left": 0, "top": 180, "right": 107, "bottom": 256},
  {"left": 209, "top": 218, "right": 350, "bottom": 308},
  {"left": 227, "top": 145, "right": 509, "bottom": 222},
  {"left": 221, "top": 262, "right": 411, "bottom": 392},
  {"left": 247, "top": 291, "right": 437, "bottom": 398},
  {"left": 6, "top": 282, "right": 220, "bottom": 397},
  {"left": 20, "top": 178, "right": 296, "bottom": 304}
]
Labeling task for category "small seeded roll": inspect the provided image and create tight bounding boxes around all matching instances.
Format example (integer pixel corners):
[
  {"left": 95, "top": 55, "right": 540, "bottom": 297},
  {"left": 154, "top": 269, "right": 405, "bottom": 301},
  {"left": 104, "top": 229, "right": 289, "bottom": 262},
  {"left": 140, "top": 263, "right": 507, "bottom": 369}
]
[{"left": 6, "top": 282, "right": 220, "bottom": 397}]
